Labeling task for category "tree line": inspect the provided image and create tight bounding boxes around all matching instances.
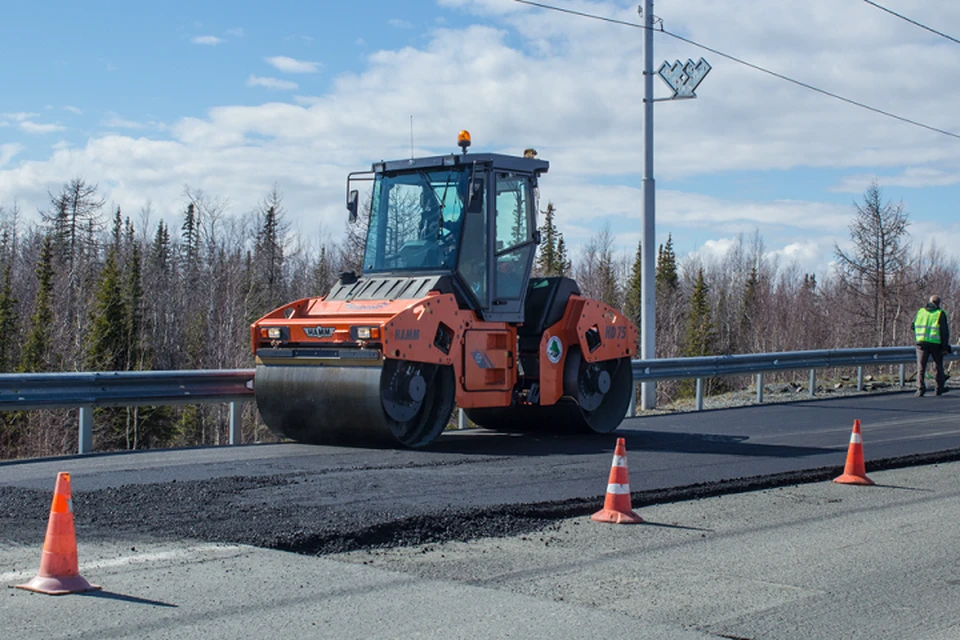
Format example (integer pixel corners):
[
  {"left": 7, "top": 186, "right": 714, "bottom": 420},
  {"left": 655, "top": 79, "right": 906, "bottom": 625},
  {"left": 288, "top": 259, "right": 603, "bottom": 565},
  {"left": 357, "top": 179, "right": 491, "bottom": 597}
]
[{"left": 0, "top": 179, "right": 956, "bottom": 458}]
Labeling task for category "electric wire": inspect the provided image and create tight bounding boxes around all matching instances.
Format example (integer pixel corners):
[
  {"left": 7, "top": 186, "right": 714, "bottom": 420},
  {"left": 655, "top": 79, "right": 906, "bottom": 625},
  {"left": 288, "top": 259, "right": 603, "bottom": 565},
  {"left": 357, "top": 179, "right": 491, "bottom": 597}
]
[
  {"left": 862, "top": 0, "right": 960, "bottom": 45},
  {"left": 513, "top": 0, "right": 960, "bottom": 141}
]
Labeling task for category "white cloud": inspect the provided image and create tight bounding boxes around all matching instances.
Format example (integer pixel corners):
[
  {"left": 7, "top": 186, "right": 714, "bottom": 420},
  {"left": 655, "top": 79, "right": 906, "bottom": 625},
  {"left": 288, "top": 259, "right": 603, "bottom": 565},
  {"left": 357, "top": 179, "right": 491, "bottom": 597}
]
[
  {"left": 245, "top": 75, "right": 299, "bottom": 91},
  {"left": 19, "top": 121, "right": 66, "bottom": 134},
  {"left": 388, "top": 18, "right": 413, "bottom": 29},
  {"left": 2, "top": 112, "right": 39, "bottom": 122},
  {"left": 834, "top": 168, "right": 960, "bottom": 192},
  {"left": 63, "top": 105, "right": 83, "bottom": 116},
  {"left": 0, "top": 143, "right": 24, "bottom": 167},
  {"left": 101, "top": 112, "right": 144, "bottom": 129},
  {"left": 225, "top": 27, "right": 245, "bottom": 37},
  {"left": 192, "top": 35, "right": 224, "bottom": 45},
  {"left": 265, "top": 56, "right": 321, "bottom": 74}
]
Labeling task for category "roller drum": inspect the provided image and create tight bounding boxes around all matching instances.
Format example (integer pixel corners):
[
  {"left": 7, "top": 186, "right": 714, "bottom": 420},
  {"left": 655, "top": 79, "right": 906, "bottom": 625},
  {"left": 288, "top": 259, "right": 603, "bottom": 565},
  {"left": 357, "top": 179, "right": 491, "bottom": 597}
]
[
  {"left": 254, "top": 361, "right": 456, "bottom": 448},
  {"left": 255, "top": 364, "right": 395, "bottom": 446}
]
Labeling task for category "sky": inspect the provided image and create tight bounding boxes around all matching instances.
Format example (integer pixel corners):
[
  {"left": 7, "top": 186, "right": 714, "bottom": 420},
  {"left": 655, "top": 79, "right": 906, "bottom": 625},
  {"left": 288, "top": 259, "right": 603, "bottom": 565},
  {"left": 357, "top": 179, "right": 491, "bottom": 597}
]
[{"left": 2, "top": 0, "right": 959, "bottom": 279}]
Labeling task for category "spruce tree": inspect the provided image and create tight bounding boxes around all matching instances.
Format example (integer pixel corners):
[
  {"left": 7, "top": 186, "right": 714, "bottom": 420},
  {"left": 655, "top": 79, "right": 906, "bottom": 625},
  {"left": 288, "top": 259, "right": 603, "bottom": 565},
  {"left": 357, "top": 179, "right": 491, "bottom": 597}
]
[
  {"left": 738, "top": 264, "right": 760, "bottom": 351},
  {"left": 151, "top": 220, "right": 171, "bottom": 272},
  {"left": 683, "top": 268, "right": 715, "bottom": 357},
  {"left": 84, "top": 244, "right": 126, "bottom": 371},
  {"left": 555, "top": 236, "right": 571, "bottom": 277},
  {"left": 655, "top": 234, "right": 679, "bottom": 295},
  {"left": 0, "top": 263, "right": 18, "bottom": 371},
  {"left": 536, "top": 202, "right": 559, "bottom": 276},
  {"left": 124, "top": 240, "right": 144, "bottom": 370},
  {"left": 20, "top": 237, "right": 56, "bottom": 373},
  {"left": 510, "top": 191, "right": 526, "bottom": 245},
  {"left": 313, "top": 245, "right": 334, "bottom": 295},
  {"left": 623, "top": 241, "right": 642, "bottom": 332}
]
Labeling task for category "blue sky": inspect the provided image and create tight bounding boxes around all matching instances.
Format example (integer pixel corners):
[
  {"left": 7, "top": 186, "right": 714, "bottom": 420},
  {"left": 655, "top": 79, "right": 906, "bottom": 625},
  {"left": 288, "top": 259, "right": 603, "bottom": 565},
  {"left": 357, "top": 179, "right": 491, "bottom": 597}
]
[{"left": 2, "top": 0, "right": 959, "bottom": 279}]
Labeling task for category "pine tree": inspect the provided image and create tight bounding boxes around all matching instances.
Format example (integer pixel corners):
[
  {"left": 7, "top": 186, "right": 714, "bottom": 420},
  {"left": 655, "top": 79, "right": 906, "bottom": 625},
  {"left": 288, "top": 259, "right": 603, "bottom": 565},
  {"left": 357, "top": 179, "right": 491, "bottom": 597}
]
[{"left": 20, "top": 237, "right": 56, "bottom": 373}]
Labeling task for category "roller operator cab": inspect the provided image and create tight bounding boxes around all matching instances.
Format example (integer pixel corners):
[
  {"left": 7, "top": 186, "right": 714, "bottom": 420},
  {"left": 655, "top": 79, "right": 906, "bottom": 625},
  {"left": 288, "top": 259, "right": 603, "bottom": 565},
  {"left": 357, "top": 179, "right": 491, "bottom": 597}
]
[{"left": 252, "top": 132, "right": 638, "bottom": 448}]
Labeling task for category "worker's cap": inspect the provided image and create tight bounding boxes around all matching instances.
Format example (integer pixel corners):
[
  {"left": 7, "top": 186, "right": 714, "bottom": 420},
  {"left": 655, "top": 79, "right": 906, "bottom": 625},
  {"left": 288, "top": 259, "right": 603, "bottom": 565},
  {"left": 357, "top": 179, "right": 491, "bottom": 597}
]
[{"left": 930, "top": 295, "right": 941, "bottom": 305}]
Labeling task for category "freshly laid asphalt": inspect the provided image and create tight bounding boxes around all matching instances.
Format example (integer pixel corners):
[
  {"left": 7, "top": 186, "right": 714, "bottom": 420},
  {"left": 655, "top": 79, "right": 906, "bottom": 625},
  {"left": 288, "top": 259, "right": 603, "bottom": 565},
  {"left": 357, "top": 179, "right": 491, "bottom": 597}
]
[
  {"left": 3, "top": 461, "right": 959, "bottom": 639},
  {"left": 2, "top": 389, "right": 960, "bottom": 555}
]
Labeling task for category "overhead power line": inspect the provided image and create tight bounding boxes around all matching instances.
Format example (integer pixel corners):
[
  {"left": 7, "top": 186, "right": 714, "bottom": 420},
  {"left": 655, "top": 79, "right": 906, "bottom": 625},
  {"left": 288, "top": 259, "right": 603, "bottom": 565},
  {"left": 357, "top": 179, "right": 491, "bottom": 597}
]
[
  {"left": 862, "top": 0, "right": 960, "bottom": 45},
  {"left": 512, "top": 0, "right": 960, "bottom": 141}
]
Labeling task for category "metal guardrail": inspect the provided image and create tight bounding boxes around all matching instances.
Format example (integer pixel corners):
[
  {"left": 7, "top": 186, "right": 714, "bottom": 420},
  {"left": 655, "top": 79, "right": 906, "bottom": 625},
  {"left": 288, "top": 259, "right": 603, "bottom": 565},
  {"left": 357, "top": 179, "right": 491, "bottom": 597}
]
[
  {"left": 1, "top": 347, "right": 953, "bottom": 454},
  {"left": 0, "top": 370, "right": 255, "bottom": 455},
  {"left": 628, "top": 346, "right": 957, "bottom": 413}
]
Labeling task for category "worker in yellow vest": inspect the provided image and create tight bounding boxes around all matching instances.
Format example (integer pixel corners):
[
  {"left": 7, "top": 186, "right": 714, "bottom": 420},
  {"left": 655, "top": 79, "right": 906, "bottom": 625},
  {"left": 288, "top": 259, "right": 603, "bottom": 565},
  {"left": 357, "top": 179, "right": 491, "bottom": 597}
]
[{"left": 912, "top": 295, "right": 951, "bottom": 396}]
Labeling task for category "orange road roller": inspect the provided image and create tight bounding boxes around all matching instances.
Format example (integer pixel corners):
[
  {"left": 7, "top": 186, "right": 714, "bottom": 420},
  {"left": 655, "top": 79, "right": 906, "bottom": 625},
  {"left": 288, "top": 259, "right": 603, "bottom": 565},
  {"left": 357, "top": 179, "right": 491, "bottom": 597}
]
[{"left": 251, "top": 132, "right": 637, "bottom": 447}]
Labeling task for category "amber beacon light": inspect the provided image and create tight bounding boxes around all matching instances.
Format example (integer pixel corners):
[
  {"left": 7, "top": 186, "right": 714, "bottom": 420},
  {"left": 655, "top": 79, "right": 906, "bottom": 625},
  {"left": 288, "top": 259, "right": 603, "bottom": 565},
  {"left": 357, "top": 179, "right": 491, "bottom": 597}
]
[{"left": 457, "top": 130, "right": 471, "bottom": 153}]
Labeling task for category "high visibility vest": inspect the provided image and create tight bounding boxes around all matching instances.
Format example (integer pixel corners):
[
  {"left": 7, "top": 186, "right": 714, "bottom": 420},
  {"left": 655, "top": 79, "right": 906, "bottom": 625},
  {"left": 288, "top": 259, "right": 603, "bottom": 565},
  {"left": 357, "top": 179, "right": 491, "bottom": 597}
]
[{"left": 914, "top": 308, "right": 943, "bottom": 344}]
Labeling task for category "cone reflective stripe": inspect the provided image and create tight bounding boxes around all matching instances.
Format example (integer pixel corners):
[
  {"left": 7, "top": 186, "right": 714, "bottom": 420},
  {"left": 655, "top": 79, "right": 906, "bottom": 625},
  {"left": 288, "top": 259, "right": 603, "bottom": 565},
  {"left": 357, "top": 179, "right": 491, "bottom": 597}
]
[
  {"left": 592, "top": 438, "right": 644, "bottom": 524},
  {"left": 17, "top": 472, "right": 101, "bottom": 595},
  {"left": 833, "top": 419, "right": 874, "bottom": 486}
]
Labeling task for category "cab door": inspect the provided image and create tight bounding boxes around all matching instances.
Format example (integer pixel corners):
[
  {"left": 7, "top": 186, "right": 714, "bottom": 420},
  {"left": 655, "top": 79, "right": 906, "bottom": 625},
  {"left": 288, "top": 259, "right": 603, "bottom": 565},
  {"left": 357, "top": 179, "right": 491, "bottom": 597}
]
[{"left": 483, "top": 171, "right": 537, "bottom": 323}]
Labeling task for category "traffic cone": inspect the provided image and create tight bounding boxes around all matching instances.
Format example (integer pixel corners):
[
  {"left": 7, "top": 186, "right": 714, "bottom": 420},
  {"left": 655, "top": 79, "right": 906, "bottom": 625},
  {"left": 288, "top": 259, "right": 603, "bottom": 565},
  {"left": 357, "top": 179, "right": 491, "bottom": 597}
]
[
  {"left": 16, "top": 472, "right": 101, "bottom": 595},
  {"left": 592, "top": 437, "right": 644, "bottom": 524},
  {"left": 833, "top": 419, "right": 874, "bottom": 486}
]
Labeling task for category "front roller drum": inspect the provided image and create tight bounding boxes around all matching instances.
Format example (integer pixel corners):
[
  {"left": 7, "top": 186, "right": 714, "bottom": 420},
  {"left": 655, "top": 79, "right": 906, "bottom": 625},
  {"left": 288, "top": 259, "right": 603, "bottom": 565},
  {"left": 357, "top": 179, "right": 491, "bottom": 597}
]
[
  {"left": 466, "top": 352, "right": 633, "bottom": 434},
  {"left": 254, "top": 361, "right": 455, "bottom": 448}
]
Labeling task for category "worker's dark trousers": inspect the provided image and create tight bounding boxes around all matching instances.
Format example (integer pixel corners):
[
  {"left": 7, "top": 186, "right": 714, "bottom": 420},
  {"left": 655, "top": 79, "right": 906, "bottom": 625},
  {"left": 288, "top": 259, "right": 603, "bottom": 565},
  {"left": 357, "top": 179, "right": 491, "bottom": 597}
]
[{"left": 916, "top": 343, "right": 946, "bottom": 391}]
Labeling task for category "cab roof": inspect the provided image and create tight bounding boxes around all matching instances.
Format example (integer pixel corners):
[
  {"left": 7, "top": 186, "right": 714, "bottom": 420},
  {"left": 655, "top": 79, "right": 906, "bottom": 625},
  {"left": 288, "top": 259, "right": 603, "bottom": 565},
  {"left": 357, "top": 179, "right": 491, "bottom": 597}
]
[{"left": 372, "top": 152, "right": 549, "bottom": 176}]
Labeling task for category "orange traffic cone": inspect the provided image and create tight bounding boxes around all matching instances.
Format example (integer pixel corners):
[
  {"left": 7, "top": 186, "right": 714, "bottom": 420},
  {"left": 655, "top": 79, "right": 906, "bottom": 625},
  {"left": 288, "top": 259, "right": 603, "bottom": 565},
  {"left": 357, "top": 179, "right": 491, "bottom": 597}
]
[
  {"left": 592, "top": 437, "right": 644, "bottom": 524},
  {"left": 17, "top": 472, "right": 101, "bottom": 595},
  {"left": 833, "top": 419, "right": 874, "bottom": 486}
]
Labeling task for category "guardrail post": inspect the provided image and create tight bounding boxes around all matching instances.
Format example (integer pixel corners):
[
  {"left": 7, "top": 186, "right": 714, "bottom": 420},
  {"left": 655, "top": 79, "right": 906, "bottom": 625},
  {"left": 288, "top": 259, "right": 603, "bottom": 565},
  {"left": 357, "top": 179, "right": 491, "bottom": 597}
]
[
  {"left": 756, "top": 373, "right": 764, "bottom": 404},
  {"left": 857, "top": 366, "right": 863, "bottom": 391},
  {"left": 229, "top": 401, "right": 242, "bottom": 445},
  {"left": 78, "top": 406, "right": 93, "bottom": 454},
  {"left": 899, "top": 364, "right": 905, "bottom": 387},
  {"left": 809, "top": 369, "right": 816, "bottom": 397},
  {"left": 628, "top": 383, "right": 637, "bottom": 417},
  {"left": 458, "top": 408, "right": 467, "bottom": 430},
  {"left": 695, "top": 378, "right": 704, "bottom": 411}
]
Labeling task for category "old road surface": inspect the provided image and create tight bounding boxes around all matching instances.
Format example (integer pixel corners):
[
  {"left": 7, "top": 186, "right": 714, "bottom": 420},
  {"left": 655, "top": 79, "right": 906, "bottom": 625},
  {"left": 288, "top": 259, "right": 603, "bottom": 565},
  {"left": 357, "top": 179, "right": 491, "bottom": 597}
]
[{"left": 2, "top": 389, "right": 960, "bottom": 638}]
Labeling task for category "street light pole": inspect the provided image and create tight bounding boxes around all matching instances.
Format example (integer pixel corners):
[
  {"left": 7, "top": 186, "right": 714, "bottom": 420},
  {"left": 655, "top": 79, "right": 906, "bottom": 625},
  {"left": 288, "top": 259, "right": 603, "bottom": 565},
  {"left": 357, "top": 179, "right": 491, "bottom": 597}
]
[{"left": 640, "top": 0, "right": 657, "bottom": 410}]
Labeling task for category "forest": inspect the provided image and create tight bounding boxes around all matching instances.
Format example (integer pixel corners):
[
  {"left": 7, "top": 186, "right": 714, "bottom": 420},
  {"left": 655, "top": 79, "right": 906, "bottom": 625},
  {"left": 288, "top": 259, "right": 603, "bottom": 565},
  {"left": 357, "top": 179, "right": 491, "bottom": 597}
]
[{"left": 0, "top": 179, "right": 956, "bottom": 459}]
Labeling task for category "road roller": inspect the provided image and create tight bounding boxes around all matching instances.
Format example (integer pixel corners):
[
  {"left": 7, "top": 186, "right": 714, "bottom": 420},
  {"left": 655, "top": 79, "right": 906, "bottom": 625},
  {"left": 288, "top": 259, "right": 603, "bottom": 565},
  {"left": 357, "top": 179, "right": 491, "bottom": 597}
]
[{"left": 251, "top": 132, "right": 637, "bottom": 447}]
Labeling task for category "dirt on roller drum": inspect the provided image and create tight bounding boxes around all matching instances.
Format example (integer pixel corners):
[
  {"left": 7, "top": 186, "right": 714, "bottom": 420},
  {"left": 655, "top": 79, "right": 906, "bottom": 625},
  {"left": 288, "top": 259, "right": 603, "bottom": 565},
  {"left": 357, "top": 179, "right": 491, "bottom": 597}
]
[{"left": 2, "top": 447, "right": 959, "bottom": 557}]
